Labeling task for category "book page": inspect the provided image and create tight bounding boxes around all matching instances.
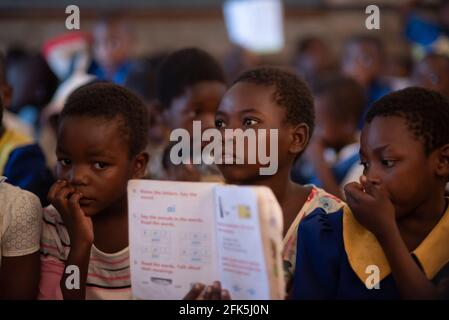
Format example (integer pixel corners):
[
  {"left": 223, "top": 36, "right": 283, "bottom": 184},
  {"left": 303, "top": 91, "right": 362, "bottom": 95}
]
[
  {"left": 128, "top": 180, "right": 220, "bottom": 300},
  {"left": 256, "top": 187, "right": 285, "bottom": 299},
  {"left": 213, "top": 185, "right": 271, "bottom": 299}
]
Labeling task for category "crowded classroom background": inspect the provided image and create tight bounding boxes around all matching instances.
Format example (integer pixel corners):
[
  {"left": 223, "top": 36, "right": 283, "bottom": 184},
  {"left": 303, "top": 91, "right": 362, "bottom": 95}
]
[{"left": 0, "top": 0, "right": 448, "bottom": 300}]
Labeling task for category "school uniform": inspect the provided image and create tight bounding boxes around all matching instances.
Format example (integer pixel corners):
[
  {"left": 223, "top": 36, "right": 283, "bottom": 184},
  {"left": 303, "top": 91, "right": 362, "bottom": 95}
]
[{"left": 292, "top": 205, "right": 449, "bottom": 299}]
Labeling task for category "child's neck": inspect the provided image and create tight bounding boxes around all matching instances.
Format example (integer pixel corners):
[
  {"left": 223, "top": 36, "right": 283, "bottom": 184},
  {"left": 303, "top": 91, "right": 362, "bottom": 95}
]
[
  {"left": 91, "top": 195, "right": 129, "bottom": 254},
  {"left": 397, "top": 190, "right": 447, "bottom": 252},
  {"left": 242, "top": 165, "right": 312, "bottom": 236}
]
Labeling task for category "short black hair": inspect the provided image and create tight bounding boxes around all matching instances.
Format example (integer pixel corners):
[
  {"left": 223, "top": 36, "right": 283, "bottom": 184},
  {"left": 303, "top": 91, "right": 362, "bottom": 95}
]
[
  {"left": 124, "top": 53, "right": 167, "bottom": 102},
  {"left": 312, "top": 74, "right": 365, "bottom": 124},
  {"left": 233, "top": 66, "right": 315, "bottom": 133},
  {"left": 60, "top": 82, "right": 149, "bottom": 157},
  {"left": 365, "top": 87, "right": 449, "bottom": 154},
  {"left": 156, "top": 48, "right": 226, "bottom": 109}
]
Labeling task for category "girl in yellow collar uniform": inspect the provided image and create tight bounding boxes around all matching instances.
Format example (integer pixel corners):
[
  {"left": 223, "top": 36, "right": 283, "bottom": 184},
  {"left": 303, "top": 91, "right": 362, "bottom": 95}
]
[{"left": 292, "top": 87, "right": 449, "bottom": 299}]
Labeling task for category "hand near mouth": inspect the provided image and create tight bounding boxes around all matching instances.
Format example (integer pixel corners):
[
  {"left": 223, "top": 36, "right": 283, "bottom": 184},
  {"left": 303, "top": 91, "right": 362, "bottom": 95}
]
[
  {"left": 48, "top": 179, "right": 95, "bottom": 300},
  {"left": 344, "top": 175, "right": 396, "bottom": 238},
  {"left": 47, "top": 180, "right": 94, "bottom": 246}
]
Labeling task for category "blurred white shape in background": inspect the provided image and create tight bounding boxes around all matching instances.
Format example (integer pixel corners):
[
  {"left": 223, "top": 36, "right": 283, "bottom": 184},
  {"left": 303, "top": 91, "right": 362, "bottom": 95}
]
[{"left": 223, "top": 0, "right": 285, "bottom": 54}]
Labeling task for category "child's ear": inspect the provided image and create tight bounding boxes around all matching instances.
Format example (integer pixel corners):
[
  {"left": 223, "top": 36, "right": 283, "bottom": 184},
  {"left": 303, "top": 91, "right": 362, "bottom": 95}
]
[
  {"left": 289, "top": 123, "right": 310, "bottom": 155},
  {"left": 132, "top": 151, "right": 150, "bottom": 179},
  {"left": 436, "top": 144, "right": 449, "bottom": 177}
]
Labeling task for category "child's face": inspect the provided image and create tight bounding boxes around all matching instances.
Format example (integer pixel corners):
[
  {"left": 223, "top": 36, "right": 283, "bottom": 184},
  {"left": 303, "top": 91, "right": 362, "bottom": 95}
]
[
  {"left": 93, "top": 22, "right": 132, "bottom": 70},
  {"left": 314, "top": 94, "right": 353, "bottom": 149},
  {"left": 56, "top": 116, "right": 146, "bottom": 216},
  {"left": 215, "top": 82, "right": 294, "bottom": 184},
  {"left": 342, "top": 42, "right": 381, "bottom": 87},
  {"left": 165, "top": 81, "right": 226, "bottom": 137},
  {"left": 360, "top": 116, "right": 440, "bottom": 218},
  {"left": 413, "top": 58, "right": 449, "bottom": 98}
]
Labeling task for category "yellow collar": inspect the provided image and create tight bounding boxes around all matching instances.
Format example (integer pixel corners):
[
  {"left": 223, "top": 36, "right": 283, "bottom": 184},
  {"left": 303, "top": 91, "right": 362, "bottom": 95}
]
[
  {"left": 343, "top": 203, "right": 449, "bottom": 285},
  {"left": 0, "top": 129, "right": 32, "bottom": 174}
]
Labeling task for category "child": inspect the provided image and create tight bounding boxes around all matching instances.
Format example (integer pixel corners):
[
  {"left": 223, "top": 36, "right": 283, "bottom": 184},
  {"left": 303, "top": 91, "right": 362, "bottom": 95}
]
[
  {"left": 413, "top": 53, "right": 449, "bottom": 98},
  {"left": 188, "top": 67, "right": 345, "bottom": 298},
  {"left": 292, "top": 87, "right": 449, "bottom": 299},
  {"left": 292, "top": 36, "right": 335, "bottom": 85},
  {"left": 0, "top": 54, "right": 54, "bottom": 205},
  {"left": 297, "top": 74, "right": 365, "bottom": 199},
  {"left": 341, "top": 35, "right": 391, "bottom": 128},
  {"left": 88, "top": 14, "right": 134, "bottom": 85},
  {"left": 0, "top": 176, "right": 42, "bottom": 299},
  {"left": 39, "top": 82, "right": 149, "bottom": 299},
  {"left": 124, "top": 53, "right": 169, "bottom": 179},
  {"left": 157, "top": 47, "right": 227, "bottom": 181}
]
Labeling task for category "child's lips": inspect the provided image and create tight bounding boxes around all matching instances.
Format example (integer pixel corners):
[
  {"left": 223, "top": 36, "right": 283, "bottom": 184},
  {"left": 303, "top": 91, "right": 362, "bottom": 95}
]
[{"left": 79, "top": 198, "right": 95, "bottom": 206}]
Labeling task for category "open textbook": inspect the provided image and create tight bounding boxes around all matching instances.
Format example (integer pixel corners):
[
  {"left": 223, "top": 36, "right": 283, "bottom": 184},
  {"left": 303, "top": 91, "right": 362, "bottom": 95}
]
[{"left": 128, "top": 180, "right": 285, "bottom": 300}]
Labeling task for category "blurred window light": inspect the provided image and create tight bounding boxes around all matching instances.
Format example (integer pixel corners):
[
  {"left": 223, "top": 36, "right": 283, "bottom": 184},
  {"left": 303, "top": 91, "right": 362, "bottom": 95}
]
[{"left": 223, "top": 0, "right": 285, "bottom": 54}]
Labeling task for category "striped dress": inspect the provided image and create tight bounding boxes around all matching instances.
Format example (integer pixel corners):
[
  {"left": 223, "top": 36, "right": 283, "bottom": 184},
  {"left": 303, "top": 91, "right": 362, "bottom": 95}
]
[{"left": 39, "top": 205, "right": 132, "bottom": 300}]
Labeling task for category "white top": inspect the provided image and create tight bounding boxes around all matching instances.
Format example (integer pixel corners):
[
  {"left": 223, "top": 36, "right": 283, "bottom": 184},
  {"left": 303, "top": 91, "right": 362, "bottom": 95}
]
[
  {"left": 323, "top": 142, "right": 364, "bottom": 192},
  {"left": 0, "top": 176, "right": 42, "bottom": 266}
]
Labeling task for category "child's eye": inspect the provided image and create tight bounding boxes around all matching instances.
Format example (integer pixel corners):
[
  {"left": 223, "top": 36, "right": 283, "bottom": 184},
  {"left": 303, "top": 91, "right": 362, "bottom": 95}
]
[
  {"left": 58, "top": 159, "right": 71, "bottom": 167},
  {"left": 215, "top": 119, "right": 226, "bottom": 129},
  {"left": 93, "top": 162, "right": 109, "bottom": 170},
  {"left": 243, "top": 118, "right": 259, "bottom": 127},
  {"left": 381, "top": 159, "right": 395, "bottom": 168}
]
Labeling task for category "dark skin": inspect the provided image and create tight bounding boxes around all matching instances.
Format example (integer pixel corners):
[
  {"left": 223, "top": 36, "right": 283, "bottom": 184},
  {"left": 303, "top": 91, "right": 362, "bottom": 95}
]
[
  {"left": 48, "top": 115, "right": 148, "bottom": 300},
  {"left": 164, "top": 81, "right": 227, "bottom": 136},
  {"left": 186, "top": 82, "right": 312, "bottom": 299},
  {"left": 413, "top": 56, "right": 449, "bottom": 98},
  {"left": 0, "top": 253, "right": 41, "bottom": 299},
  {"left": 344, "top": 116, "right": 449, "bottom": 299},
  {"left": 216, "top": 82, "right": 312, "bottom": 236},
  {"left": 342, "top": 41, "right": 383, "bottom": 89},
  {"left": 306, "top": 94, "right": 358, "bottom": 199},
  {"left": 0, "top": 87, "right": 40, "bottom": 300},
  {"left": 93, "top": 19, "right": 133, "bottom": 79}
]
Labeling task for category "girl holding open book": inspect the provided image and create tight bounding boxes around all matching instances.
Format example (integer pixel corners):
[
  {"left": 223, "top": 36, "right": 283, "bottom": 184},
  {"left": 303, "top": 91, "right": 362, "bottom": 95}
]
[{"left": 187, "top": 66, "right": 345, "bottom": 299}]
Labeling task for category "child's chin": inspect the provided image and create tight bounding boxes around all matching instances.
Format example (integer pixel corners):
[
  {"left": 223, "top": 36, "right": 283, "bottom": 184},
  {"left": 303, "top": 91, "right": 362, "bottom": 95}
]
[
  {"left": 80, "top": 206, "right": 100, "bottom": 217},
  {"left": 219, "top": 165, "right": 259, "bottom": 184}
]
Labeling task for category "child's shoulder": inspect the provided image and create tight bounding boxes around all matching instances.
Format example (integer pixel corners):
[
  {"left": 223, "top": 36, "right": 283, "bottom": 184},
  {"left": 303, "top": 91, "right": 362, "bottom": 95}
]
[
  {"left": 302, "top": 184, "right": 345, "bottom": 215},
  {"left": 0, "top": 177, "right": 42, "bottom": 219},
  {"left": 0, "top": 177, "right": 42, "bottom": 259},
  {"left": 299, "top": 205, "right": 344, "bottom": 239}
]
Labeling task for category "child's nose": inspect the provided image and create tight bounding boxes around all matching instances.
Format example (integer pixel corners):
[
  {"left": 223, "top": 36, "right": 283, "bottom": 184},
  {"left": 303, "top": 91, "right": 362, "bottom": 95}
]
[
  {"left": 365, "top": 170, "right": 382, "bottom": 186},
  {"left": 69, "top": 166, "right": 88, "bottom": 186},
  {"left": 200, "top": 114, "right": 216, "bottom": 131}
]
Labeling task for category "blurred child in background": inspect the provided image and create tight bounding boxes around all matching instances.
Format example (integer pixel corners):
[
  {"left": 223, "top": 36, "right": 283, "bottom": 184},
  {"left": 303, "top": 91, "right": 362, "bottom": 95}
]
[
  {"left": 296, "top": 74, "right": 365, "bottom": 200},
  {"left": 156, "top": 47, "right": 227, "bottom": 182},
  {"left": 342, "top": 35, "right": 391, "bottom": 128}
]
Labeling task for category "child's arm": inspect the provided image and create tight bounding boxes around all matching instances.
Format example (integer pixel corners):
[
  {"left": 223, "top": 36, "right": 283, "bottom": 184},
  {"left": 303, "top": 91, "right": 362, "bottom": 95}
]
[
  {"left": 0, "top": 190, "right": 42, "bottom": 299},
  {"left": 47, "top": 180, "right": 94, "bottom": 300},
  {"left": 0, "top": 253, "right": 40, "bottom": 299},
  {"left": 306, "top": 136, "right": 344, "bottom": 199},
  {"left": 344, "top": 176, "right": 439, "bottom": 299}
]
